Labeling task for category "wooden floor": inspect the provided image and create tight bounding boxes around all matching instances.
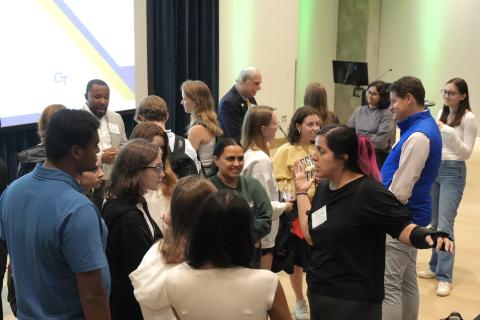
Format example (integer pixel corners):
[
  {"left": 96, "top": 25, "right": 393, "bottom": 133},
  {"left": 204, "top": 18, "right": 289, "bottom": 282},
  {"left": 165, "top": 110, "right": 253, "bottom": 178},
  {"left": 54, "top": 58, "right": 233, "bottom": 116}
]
[{"left": 2, "top": 139, "right": 479, "bottom": 319}]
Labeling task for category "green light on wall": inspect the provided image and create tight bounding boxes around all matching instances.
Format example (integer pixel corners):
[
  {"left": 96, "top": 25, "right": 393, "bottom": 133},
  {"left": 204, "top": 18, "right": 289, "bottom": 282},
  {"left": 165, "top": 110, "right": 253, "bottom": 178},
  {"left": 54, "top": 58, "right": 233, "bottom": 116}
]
[
  {"left": 296, "top": 0, "right": 315, "bottom": 106},
  {"left": 418, "top": 0, "right": 445, "bottom": 91},
  {"left": 228, "top": 0, "right": 255, "bottom": 69}
]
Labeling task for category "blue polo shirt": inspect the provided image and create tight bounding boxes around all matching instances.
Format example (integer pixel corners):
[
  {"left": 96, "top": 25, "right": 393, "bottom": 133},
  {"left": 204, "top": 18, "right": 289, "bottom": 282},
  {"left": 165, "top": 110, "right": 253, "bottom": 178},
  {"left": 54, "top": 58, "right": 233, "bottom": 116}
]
[{"left": 0, "top": 164, "right": 110, "bottom": 319}]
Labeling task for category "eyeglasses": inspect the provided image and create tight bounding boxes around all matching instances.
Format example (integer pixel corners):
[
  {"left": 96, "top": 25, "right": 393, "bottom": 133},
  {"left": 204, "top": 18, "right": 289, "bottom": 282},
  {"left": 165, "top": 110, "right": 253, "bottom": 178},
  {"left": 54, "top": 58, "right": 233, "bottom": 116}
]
[
  {"left": 367, "top": 91, "right": 380, "bottom": 96},
  {"left": 441, "top": 89, "right": 459, "bottom": 97},
  {"left": 145, "top": 164, "right": 164, "bottom": 175}
]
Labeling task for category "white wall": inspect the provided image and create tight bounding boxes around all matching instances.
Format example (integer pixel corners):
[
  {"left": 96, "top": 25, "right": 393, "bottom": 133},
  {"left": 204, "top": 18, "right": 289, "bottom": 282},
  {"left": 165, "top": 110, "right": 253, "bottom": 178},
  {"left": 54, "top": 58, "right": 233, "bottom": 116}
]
[
  {"left": 295, "top": 0, "right": 339, "bottom": 113},
  {"left": 378, "top": 0, "right": 480, "bottom": 134},
  {"left": 135, "top": 0, "right": 148, "bottom": 102},
  {"left": 219, "top": 1, "right": 342, "bottom": 137},
  {"left": 219, "top": 0, "right": 298, "bottom": 137}
]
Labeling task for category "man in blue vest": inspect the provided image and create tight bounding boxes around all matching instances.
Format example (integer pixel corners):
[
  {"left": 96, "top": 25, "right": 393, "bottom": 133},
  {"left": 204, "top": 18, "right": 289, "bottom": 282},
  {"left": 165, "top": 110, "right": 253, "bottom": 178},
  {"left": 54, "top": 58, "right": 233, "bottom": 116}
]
[{"left": 381, "top": 76, "right": 442, "bottom": 320}]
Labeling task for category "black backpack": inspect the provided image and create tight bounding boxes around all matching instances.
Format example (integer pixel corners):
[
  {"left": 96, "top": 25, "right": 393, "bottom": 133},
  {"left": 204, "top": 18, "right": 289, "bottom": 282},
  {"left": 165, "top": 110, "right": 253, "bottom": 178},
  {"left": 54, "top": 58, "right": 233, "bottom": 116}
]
[{"left": 170, "top": 135, "right": 199, "bottom": 178}]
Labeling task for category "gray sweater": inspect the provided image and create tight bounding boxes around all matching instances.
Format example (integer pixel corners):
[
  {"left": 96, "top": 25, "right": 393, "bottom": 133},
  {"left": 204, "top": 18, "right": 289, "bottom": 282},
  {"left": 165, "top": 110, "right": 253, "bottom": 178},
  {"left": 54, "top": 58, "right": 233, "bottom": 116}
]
[{"left": 348, "top": 105, "right": 395, "bottom": 150}]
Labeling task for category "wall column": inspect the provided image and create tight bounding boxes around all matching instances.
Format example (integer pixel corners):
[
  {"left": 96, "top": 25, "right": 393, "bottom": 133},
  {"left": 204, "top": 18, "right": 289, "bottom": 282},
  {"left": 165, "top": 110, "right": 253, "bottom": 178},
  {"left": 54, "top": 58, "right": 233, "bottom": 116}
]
[{"left": 334, "top": 0, "right": 381, "bottom": 122}]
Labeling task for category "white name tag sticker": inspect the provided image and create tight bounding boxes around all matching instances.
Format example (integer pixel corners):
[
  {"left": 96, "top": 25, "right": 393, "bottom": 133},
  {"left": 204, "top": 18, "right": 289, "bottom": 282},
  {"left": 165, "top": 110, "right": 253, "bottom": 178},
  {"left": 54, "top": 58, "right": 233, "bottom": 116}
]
[
  {"left": 311, "top": 205, "right": 327, "bottom": 229},
  {"left": 108, "top": 123, "right": 120, "bottom": 134}
]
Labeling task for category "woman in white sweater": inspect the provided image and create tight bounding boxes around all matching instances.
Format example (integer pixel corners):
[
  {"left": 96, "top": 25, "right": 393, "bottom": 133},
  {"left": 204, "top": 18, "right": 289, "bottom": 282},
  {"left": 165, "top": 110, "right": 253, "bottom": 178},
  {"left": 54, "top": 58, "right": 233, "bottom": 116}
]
[
  {"left": 241, "top": 106, "right": 293, "bottom": 270},
  {"left": 419, "top": 78, "right": 477, "bottom": 297},
  {"left": 129, "top": 176, "right": 217, "bottom": 319}
]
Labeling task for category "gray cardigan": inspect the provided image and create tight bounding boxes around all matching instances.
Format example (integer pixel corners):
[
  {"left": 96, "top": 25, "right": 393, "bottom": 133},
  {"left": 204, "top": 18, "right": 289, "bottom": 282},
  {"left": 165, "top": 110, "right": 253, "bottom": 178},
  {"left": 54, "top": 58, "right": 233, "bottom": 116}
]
[{"left": 348, "top": 105, "right": 395, "bottom": 151}]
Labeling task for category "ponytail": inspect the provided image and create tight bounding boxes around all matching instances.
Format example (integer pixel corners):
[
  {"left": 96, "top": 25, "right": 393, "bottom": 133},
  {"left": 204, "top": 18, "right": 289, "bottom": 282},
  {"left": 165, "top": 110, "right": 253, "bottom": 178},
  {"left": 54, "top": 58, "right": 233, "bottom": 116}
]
[
  {"left": 319, "top": 125, "right": 382, "bottom": 182},
  {"left": 357, "top": 134, "right": 381, "bottom": 182}
]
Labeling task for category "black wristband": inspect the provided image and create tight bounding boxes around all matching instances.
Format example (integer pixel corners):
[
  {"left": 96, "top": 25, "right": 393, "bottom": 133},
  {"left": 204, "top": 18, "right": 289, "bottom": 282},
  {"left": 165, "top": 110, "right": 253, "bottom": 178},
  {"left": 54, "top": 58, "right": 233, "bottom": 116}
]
[
  {"left": 409, "top": 226, "right": 452, "bottom": 250},
  {"left": 409, "top": 226, "right": 430, "bottom": 249}
]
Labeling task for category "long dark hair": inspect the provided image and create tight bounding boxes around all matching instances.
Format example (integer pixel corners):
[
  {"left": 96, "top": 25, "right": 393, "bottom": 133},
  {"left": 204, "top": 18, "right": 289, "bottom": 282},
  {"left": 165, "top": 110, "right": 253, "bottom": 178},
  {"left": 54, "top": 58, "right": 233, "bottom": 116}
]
[
  {"left": 130, "top": 122, "right": 178, "bottom": 198},
  {"left": 213, "top": 138, "right": 243, "bottom": 158},
  {"left": 287, "top": 106, "right": 319, "bottom": 144},
  {"left": 106, "top": 139, "right": 160, "bottom": 203},
  {"left": 367, "top": 80, "right": 390, "bottom": 110},
  {"left": 318, "top": 125, "right": 381, "bottom": 182},
  {"left": 439, "top": 78, "right": 471, "bottom": 127},
  {"left": 187, "top": 191, "right": 254, "bottom": 268}
]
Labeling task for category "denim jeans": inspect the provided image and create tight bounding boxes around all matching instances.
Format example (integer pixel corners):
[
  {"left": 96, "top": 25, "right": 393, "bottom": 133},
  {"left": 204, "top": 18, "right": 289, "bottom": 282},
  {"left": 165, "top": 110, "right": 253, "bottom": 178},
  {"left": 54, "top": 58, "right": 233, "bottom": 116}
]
[{"left": 429, "top": 160, "right": 466, "bottom": 283}]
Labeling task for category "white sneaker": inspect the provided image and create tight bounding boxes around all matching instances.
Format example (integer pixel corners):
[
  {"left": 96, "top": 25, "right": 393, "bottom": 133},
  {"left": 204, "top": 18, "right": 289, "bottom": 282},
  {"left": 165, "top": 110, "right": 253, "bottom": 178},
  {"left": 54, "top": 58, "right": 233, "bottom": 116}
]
[
  {"left": 436, "top": 281, "right": 452, "bottom": 296},
  {"left": 418, "top": 269, "right": 436, "bottom": 279},
  {"left": 295, "top": 299, "right": 310, "bottom": 320}
]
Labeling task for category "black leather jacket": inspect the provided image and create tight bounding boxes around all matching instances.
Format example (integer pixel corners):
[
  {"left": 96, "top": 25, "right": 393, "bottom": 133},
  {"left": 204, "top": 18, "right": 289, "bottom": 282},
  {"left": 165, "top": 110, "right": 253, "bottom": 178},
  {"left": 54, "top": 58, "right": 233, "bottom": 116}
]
[{"left": 17, "top": 144, "right": 45, "bottom": 178}]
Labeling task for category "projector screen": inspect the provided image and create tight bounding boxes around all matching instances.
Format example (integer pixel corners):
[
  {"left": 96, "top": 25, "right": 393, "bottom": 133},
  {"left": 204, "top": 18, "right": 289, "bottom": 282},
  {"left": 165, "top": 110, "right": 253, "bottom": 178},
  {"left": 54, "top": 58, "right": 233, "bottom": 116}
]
[{"left": 0, "top": 0, "right": 147, "bottom": 128}]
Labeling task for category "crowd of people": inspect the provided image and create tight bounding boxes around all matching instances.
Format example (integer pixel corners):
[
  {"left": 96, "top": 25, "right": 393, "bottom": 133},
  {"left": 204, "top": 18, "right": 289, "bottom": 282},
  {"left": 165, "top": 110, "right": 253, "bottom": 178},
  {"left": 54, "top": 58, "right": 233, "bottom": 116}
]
[{"left": 0, "top": 70, "right": 476, "bottom": 320}]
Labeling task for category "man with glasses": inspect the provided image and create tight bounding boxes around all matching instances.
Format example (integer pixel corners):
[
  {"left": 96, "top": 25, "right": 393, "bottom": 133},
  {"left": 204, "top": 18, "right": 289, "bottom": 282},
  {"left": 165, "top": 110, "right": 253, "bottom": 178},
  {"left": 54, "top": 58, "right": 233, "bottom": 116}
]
[{"left": 381, "top": 76, "right": 442, "bottom": 320}]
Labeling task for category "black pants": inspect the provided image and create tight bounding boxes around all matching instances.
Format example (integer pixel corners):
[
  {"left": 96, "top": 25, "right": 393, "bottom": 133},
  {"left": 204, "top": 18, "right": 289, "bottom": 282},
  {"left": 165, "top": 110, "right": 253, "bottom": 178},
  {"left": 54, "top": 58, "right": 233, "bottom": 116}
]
[{"left": 307, "top": 289, "right": 381, "bottom": 320}]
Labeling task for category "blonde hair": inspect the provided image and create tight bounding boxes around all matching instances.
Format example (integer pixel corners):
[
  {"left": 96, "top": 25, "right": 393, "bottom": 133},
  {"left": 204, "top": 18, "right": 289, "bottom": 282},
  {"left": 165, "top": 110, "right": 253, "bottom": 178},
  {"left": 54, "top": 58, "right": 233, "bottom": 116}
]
[
  {"left": 241, "top": 105, "right": 274, "bottom": 156},
  {"left": 181, "top": 80, "right": 223, "bottom": 136},
  {"left": 134, "top": 95, "right": 169, "bottom": 123},
  {"left": 304, "top": 82, "right": 337, "bottom": 126},
  {"left": 161, "top": 176, "right": 217, "bottom": 264}
]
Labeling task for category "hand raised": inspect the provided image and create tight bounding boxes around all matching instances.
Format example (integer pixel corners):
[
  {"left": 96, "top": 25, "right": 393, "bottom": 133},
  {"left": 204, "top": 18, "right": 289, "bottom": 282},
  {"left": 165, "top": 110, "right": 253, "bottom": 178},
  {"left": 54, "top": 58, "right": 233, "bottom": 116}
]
[{"left": 292, "top": 160, "right": 314, "bottom": 193}]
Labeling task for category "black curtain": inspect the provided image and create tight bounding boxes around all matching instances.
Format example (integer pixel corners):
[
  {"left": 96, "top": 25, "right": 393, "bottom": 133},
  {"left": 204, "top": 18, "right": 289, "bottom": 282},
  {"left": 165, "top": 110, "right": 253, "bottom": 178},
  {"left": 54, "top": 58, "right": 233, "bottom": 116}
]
[
  {"left": 0, "top": 112, "right": 136, "bottom": 183},
  {"left": 0, "top": 0, "right": 219, "bottom": 182},
  {"left": 147, "top": 0, "right": 219, "bottom": 135},
  {"left": 0, "top": 125, "right": 38, "bottom": 183}
]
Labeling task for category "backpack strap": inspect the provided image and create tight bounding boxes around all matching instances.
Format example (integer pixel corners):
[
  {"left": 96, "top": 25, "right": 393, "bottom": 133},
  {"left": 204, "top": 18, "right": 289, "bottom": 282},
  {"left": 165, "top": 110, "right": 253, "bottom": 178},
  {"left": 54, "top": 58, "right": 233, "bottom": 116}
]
[
  {"left": 197, "top": 148, "right": 208, "bottom": 177},
  {"left": 173, "top": 135, "right": 186, "bottom": 153}
]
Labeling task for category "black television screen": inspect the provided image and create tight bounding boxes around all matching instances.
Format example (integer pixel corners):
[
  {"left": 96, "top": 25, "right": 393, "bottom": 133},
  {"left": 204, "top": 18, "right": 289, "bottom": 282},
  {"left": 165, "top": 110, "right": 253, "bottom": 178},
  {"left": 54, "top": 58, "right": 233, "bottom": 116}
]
[{"left": 332, "top": 60, "right": 368, "bottom": 86}]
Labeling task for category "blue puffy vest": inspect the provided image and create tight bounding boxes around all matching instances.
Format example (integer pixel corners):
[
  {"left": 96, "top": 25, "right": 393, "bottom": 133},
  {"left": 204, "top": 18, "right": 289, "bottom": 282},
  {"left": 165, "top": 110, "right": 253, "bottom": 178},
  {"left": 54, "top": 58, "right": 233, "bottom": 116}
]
[{"left": 381, "top": 110, "right": 442, "bottom": 226}]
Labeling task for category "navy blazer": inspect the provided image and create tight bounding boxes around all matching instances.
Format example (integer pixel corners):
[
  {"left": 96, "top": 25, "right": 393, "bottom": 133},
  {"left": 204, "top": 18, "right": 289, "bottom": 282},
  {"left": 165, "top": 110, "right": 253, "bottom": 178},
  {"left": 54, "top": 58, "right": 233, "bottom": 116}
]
[{"left": 217, "top": 85, "right": 257, "bottom": 142}]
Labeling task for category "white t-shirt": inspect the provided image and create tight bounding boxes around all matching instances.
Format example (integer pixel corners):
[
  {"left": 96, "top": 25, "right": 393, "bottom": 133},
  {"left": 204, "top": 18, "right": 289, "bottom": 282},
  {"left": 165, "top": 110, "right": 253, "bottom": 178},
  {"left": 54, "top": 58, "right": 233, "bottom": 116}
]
[
  {"left": 144, "top": 190, "right": 170, "bottom": 235},
  {"left": 165, "top": 263, "right": 278, "bottom": 320},
  {"left": 437, "top": 110, "right": 477, "bottom": 161},
  {"left": 242, "top": 148, "right": 286, "bottom": 248},
  {"left": 129, "top": 241, "right": 177, "bottom": 320}
]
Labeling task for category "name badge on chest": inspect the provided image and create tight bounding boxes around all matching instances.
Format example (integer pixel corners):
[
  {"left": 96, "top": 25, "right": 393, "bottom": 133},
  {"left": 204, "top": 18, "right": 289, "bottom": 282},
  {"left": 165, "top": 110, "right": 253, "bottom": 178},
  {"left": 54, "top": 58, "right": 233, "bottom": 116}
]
[
  {"left": 311, "top": 205, "right": 327, "bottom": 229},
  {"left": 108, "top": 123, "right": 120, "bottom": 134}
]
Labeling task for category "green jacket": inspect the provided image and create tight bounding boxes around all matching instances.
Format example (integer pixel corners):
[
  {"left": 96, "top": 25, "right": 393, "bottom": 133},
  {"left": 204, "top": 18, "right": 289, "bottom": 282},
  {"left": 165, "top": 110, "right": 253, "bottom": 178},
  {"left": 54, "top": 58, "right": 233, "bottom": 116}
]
[{"left": 210, "top": 175, "right": 272, "bottom": 240}]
